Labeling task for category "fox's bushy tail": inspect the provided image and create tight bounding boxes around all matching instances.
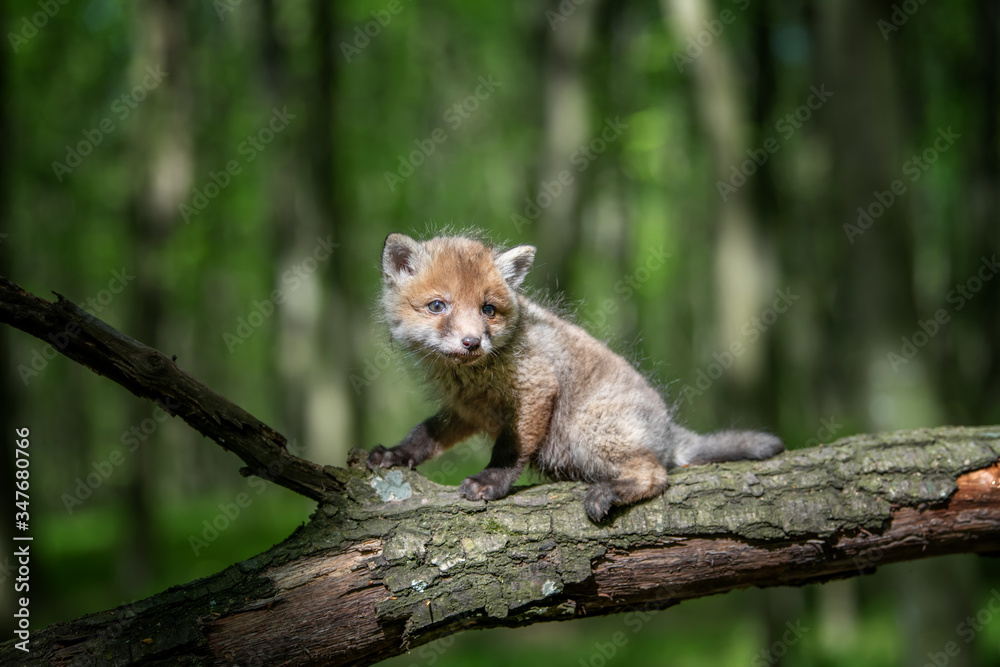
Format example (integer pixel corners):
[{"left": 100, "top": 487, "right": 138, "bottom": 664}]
[{"left": 671, "top": 427, "right": 784, "bottom": 467}]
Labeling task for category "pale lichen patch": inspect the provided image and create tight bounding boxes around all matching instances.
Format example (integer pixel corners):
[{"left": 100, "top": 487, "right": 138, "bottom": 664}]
[{"left": 371, "top": 470, "right": 412, "bottom": 502}]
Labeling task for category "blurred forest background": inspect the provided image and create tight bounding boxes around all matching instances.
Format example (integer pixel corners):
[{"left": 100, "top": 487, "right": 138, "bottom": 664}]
[{"left": 1, "top": 0, "right": 998, "bottom": 665}]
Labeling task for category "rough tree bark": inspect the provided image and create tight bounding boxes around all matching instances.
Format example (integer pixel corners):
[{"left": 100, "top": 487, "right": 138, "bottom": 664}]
[{"left": 2, "top": 276, "right": 999, "bottom": 666}]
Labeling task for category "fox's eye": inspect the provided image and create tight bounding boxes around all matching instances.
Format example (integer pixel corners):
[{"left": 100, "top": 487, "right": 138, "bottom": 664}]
[
  {"left": 428, "top": 300, "right": 446, "bottom": 314},
  {"left": 482, "top": 303, "right": 496, "bottom": 317}
]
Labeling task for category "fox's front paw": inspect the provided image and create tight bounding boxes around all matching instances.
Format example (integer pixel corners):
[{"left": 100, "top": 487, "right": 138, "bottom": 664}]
[
  {"left": 458, "top": 469, "right": 515, "bottom": 501},
  {"left": 367, "top": 444, "right": 420, "bottom": 471}
]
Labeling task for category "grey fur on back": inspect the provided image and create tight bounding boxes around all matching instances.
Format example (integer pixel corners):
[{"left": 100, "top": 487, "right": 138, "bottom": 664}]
[{"left": 517, "top": 297, "right": 781, "bottom": 479}]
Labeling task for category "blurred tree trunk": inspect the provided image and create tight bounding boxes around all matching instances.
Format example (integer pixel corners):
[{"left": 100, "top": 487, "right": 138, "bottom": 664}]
[
  {"left": 745, "top": 3, "right": 780, "bottom": 431},
  {"left": 589, "top": 0, "right": 634, "bottom": 341},
  {"left": 260, "top": 0, "right": 367, "bottom": 461},
  {"left": 531, "top": 0, "right": 596, "bottom": 289},
  {"left": 661, "top": 0, "right": 778, "bottom": 429},
  {"left": 261, "top": 0, "right": 359, "bottom": 465},
  {"left": 119, "top": 0, "right": 196, "bottom": 590},
  {"left": 814, "top": 1, "right": 916, "bottom": 428},
  {"left": 312, "top": 0, "right": 368, "bottom": 456},
  {"left": 259, "top": 0, "right": 307, "bottom": 444},
  {"left": 957, "top": 0, "right": 999, "bottom": 421}
]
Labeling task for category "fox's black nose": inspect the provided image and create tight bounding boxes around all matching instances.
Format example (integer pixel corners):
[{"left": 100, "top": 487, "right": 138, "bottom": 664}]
[{"left": 461, "top": 336, "right": 481, "bottom": 351}]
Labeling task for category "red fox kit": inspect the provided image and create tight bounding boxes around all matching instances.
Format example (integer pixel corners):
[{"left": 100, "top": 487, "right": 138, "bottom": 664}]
[{"left": 368, "top": 233, "right": 783, "bottom": 522}]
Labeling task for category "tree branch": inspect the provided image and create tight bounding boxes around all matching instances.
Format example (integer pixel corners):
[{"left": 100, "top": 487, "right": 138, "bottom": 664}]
[
  {"left": 0, "top": 276, "right": 341, "bottom": 500},
  {"left": 2, "top": 277, "right": 999, "bottom": 666}
]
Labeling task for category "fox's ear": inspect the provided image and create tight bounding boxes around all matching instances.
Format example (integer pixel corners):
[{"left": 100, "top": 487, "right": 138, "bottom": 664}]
[
  {"left": 382, "top": 233, "right": 427, "bottom": 283},
  {"left": 494, "top": 245, "right": 535, "bottom": 291}
]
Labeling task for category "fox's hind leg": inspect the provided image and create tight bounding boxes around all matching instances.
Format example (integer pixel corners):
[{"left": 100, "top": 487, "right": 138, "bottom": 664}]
[{"left": 583, "top": 449, "right": 668, "bottom": 522}]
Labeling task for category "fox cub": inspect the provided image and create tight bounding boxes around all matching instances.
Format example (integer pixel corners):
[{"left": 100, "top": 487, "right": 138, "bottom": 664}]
[{"left": 368, "top": 233, "right": 783, "bottom": 522}]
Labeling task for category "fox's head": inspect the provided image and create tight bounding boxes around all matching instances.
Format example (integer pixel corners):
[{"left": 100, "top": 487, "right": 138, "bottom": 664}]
[{"left": 380, "top": 233, "right": 535, "bottom": 363}]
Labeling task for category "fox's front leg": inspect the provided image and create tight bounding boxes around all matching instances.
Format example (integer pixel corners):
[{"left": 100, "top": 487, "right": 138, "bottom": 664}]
[
  {"left": 368, "top": 410, "right": 476, "bottom": 470},
  {"left": 459, "top": 387, "right": 557, "bottom": 502},
  {"left": 457, "top": 425, "right": 522, "bottom": 501}
]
